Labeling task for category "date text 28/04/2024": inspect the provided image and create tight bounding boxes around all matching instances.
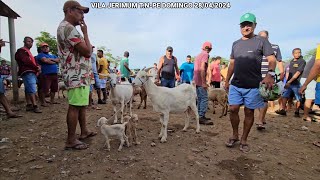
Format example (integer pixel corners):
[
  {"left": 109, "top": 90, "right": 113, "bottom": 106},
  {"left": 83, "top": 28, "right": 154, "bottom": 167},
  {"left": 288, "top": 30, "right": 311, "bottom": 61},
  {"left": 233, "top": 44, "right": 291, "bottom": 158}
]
[{"left": 90, "top": 2, "right": 231, "bottom": 9}]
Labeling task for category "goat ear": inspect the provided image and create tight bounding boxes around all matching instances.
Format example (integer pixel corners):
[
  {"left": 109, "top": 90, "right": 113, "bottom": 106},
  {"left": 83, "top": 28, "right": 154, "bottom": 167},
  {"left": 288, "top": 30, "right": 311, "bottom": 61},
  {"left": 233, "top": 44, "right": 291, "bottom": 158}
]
[
  {"left": 144, "top": 67, "right": 153, "bottom": 72},
  {"left": 141, "top": 66, "right": 146, "bottom": 71}
]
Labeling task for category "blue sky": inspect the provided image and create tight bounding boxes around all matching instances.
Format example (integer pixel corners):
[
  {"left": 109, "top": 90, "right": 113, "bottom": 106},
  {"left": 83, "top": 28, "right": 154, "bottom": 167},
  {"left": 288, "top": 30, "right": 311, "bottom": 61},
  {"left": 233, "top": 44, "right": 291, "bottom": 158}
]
[{"left": 0, "top": 0, "right": 319, "bottom": 68}]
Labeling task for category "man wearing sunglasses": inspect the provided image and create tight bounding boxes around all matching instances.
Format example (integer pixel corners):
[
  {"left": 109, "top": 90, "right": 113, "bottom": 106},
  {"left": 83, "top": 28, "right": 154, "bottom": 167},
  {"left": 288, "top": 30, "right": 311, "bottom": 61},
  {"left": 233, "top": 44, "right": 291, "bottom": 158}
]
[
  {"left": 156, "top": 46, "right": 180, "bottom": 88},
  {"left": 225, "top": 13, "right": 277, "bottom": 152},
  {"left": 57, "top": 0, "right": 96, "bottom": 150}
]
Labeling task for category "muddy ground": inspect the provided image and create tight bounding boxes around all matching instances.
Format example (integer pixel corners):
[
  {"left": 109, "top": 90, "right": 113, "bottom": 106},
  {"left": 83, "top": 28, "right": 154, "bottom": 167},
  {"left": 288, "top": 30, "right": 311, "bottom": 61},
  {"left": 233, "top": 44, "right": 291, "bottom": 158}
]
[{"left": 0, "top": 88, "right": 320, "bottom": 180}]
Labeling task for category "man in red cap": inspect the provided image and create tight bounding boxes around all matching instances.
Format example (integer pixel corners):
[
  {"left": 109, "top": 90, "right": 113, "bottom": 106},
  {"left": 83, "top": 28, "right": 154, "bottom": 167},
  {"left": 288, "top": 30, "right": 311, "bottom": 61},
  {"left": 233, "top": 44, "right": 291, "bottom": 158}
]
[
  {"left": 193, "top": 41, "right": 213, "bottom": 125},
  {"left": 36, "top": 42, "right": 60, "bottom": 105},
  {"left": 57, "top": 0, "right": 95, "bottom": 150}
]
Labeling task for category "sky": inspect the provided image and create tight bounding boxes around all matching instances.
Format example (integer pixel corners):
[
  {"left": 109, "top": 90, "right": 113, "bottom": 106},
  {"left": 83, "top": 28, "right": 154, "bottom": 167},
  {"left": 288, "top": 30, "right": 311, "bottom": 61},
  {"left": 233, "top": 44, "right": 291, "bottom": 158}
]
[{"left": 0, "top": 0, "right": 319, "bottom": 68}]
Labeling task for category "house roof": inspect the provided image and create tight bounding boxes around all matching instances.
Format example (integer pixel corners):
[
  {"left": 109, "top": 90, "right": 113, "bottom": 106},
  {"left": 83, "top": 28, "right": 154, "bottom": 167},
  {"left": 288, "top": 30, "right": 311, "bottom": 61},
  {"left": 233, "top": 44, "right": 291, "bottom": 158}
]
[{"left": 0, "top": 1, "right": 20, "bottom": 19}]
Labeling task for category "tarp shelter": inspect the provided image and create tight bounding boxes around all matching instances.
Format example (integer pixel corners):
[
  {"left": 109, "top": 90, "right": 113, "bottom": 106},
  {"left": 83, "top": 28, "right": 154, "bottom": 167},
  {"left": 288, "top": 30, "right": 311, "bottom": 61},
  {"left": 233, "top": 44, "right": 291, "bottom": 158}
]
[{"left": 0, "top": 0, "right": 21, "bottom": 103}]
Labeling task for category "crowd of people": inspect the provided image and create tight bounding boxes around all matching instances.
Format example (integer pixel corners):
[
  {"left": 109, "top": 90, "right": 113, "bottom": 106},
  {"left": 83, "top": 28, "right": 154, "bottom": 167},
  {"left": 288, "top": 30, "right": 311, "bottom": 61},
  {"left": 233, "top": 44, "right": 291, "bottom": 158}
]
[{"left": 0, "top": 0, "right": 319, "bottom": 151}]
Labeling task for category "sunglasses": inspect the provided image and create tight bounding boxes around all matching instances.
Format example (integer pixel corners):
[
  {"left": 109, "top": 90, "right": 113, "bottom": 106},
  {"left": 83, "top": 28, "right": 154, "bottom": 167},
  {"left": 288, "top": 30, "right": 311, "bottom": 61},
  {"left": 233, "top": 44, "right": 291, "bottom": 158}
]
[
  {"left": 240, "top": 22, "right": 254, "bottom": 28},
  {"left": 167, "top": 50, "right": 173, "bottom": 52}
]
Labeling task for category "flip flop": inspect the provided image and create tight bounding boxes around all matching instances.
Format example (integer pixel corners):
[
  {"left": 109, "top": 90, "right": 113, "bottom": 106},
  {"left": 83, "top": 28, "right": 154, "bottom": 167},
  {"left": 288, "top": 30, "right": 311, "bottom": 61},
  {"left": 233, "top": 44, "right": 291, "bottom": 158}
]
[
  {"left": 303, "top": 117, "right": 319, "bottom": 122},
  {"left": 313, "top": 141, "right": 320, "bottom": 148},
  {"left": 240, "top": 143, "right": 250, "bottom": 153},
  {"left": 225, "top": 138, "right": 239, "bottom": 148},
  {"left": 256, "top": 124, "right": 266, "bottom": 130},
  {"left": 79, "top": 132, "right": 97, "bottom": 140},
  {"left": 91, "top": 106, "right": 101, "bottom": 110},
  {"left": 7, "top": 114, "right": 23, "bottom": 118},
  {"left": 64, "top": 142, "right": 88, "bottom": 150}
]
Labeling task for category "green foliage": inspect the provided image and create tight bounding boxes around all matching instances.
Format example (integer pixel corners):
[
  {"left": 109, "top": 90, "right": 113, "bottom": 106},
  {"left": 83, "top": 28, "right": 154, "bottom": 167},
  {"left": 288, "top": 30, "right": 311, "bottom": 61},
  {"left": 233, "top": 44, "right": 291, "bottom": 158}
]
[
  {"left": 304, "top": 48, "right": 316, "bottom": 60},
  {"left": 35, "top": 31, "right": 58, "bottom": 55}
]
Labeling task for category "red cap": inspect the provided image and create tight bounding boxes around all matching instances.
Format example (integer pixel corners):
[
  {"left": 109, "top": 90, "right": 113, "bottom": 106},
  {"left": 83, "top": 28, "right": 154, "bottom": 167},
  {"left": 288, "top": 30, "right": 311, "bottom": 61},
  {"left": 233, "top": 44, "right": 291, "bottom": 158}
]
[
  {"left": 202, "top": 41, "right": 212, "bottom": 49},
  {"left": 40, "top": 42, "right": 49, "bottom": 47}
]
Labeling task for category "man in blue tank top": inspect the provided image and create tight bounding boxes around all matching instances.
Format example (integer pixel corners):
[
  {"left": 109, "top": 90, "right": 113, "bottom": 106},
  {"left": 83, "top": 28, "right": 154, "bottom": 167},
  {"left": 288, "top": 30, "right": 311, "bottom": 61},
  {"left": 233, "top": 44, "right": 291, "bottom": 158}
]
[{"left": 156, "top": 46, "right": 179, "bottom": 88}]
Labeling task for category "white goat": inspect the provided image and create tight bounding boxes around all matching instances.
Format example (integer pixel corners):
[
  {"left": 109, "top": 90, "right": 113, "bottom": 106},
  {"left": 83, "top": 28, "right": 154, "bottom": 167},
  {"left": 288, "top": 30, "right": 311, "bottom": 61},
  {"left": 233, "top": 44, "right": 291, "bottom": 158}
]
[
  {"left": 104, "top": 73, "right": 133, "bottom": 123},
  {"left": 96, "top": 117, "right": 129, "bottom": 151},
  {"left": 132, "top": 68, "right": 200, "bottom": 143}
]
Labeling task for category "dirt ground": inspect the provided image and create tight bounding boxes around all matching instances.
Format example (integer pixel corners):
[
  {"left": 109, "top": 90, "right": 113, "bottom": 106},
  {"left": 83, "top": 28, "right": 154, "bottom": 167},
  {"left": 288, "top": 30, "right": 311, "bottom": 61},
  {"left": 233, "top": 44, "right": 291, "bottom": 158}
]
[{"left": 0, "top": 88, "right": 320, "bottom": 180}]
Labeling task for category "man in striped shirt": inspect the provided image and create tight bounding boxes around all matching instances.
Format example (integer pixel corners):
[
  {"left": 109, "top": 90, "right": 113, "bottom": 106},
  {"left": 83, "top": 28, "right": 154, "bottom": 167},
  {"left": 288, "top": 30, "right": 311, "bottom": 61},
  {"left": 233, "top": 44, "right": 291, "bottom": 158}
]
[{"left": 256, "top": 30, "right": 284, "bottom": 130}]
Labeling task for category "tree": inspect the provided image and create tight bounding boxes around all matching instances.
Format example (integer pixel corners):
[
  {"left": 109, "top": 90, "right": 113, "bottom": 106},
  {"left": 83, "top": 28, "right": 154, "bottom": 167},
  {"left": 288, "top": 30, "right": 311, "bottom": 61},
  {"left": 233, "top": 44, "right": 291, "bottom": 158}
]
[
  {"left": 35, "top": 31, "right": 58, "bottom": 55},
  {"left": 304, "top": 48, "right": 316, "bottom": 60}
]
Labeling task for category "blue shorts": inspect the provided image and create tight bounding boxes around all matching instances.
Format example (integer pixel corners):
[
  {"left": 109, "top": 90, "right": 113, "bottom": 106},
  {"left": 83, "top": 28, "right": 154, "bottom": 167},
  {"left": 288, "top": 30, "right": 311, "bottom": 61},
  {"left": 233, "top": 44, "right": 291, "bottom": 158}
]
[
  {"left": 161, "top": 78, "right": 175, "bottom": 88},
  {"left": 228, "top": 85, "right": 265, "bottom": 109},
  {"left": 315, "top": 83, "right": 320, "bottom": 105},
  {"left": 0, "top": 78, "right": 5, "bottom": 94},
  {"left": 22, "top": 72, "right": 37, "bottom": 94},
  {"left": 282, "top": 84, "right": 301, "bottom": 101},
  {"left": 94, "top": 73, "right": 101, "bottom": 89},
  {"left": 99, "top": 79, "right": 107, "bottom": 89}
]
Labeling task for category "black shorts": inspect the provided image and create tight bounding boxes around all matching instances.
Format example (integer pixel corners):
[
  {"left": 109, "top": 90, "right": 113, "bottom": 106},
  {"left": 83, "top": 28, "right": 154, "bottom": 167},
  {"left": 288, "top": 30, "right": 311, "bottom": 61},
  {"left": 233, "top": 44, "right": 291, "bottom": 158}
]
[{"left": 210, "top": 81, "right": 220, "bottom": 88}]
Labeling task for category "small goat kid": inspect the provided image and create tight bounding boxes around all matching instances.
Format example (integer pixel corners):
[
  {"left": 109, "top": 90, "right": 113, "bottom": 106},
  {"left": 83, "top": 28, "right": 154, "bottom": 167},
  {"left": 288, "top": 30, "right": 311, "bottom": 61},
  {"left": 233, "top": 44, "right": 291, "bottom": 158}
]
[
  {"left": 132, "top": 68, "right": 200, "bottom": 143},
  {"left": 133, "top": 86, "right": 147, "bottom": 109},
  {"left": 208, "top": 87, "right": 228, "bottom": 118},
  {"left": 104, "top": 73, "right": 133, "bottom": 123},
  {"left": 123, "top": 114, "right": 140, "bottom": 145},
  {"left": 96, "top": 117, "right": 129, "bottom": 151}
]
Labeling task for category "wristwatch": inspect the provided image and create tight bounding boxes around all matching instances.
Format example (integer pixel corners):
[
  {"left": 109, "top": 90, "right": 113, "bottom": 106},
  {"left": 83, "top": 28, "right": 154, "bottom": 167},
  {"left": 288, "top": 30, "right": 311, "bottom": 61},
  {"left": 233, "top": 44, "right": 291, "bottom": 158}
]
[{"left": 267, "top": 69, "right": 275, "bottom": 77}]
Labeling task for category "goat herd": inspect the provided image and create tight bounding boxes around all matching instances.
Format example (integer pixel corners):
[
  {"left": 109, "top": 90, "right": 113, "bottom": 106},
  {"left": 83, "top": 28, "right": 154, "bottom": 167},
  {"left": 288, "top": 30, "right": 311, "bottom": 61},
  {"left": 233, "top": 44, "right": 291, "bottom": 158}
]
[{"left": 93, "top": 67, "right": 228, "bottom": 151}]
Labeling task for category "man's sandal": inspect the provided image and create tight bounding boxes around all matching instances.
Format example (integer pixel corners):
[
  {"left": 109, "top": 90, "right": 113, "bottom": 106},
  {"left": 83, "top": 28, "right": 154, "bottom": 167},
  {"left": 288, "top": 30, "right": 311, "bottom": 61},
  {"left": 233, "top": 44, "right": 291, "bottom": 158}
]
[{"left": 225, "top": 138, "right": 239, "bottom": 148}]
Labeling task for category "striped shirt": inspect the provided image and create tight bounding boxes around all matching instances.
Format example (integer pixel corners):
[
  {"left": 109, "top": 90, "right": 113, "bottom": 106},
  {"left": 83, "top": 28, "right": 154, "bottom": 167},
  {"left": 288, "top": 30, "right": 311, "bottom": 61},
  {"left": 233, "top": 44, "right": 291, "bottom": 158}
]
[{"left": 261, "top": 44, "right": 282, "bottom": 78}]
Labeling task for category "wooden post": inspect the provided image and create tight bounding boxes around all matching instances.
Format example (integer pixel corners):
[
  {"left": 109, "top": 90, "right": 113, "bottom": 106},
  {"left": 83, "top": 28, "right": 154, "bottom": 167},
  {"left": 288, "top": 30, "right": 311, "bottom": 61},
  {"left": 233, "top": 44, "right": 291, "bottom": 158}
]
[{"left": 8, "top": 17, "right": 19, "bottom": 103}]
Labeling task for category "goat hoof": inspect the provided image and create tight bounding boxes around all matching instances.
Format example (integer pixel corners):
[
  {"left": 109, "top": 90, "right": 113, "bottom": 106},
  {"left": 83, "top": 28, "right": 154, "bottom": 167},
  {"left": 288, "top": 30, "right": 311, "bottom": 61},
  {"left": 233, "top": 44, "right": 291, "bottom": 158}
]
[
  {"left": 107, "top": 149, "right": 111, "bottom": 151},
  {"left": 160, "top": 137, "right": 167, "bottom": 143},
  {"left": 182, "top": 128, "right": 187, "bottom": 132},
  {"left": 134, "top": 142, "right": 141, "bottom": 145},
  {"left": 196, "top": 129, "right": 200, "bottom": 134},
  {"left": 143, "top": 107, "right": 146, "bottom": 109}
]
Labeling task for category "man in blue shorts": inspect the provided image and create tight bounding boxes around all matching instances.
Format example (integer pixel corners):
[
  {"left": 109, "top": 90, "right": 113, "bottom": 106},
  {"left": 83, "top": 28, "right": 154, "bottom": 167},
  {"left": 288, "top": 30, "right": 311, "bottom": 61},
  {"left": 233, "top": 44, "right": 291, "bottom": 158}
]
[
  {"left": 0, "top": 39, "right": 22, "bottom": 118},
  {"left": 15, "top": 37, "right": 42, "bottom": 113},
  {"left": 225, "top": 13, "right": 277, "bottom": 152},
  {"left": 276, "top": 48, "right": 306, "bottom": 117}
]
